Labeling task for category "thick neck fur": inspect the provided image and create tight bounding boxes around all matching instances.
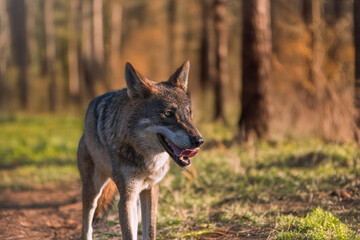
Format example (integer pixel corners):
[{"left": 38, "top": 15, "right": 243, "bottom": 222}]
[
  {"left": 92, "top": 90, "right": 170, "bottom": 187},
  {"left": 113, "top": 142, "right": 170, "bottom": 190}
]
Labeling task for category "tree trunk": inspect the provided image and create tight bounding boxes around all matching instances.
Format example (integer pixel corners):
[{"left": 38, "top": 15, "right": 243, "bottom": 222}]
[
  {"left": 7, "top": 0, "right": 28, "bottom": 110},
  {"left": 109, "top": 0, "right": 122, "bottom": 89},
  {"left": 200, "top": 0, "right": 215, "bottom": 90},
  {"left": 93, "top": 0, "right": 104, "bottom": 75},
  {"left": 68, "top": 0, "right": 81, "bottom": 104},
  {"left": 355, "top": 0, "right": 360, "bottom": 137},
  {"left": 213, "top": 0, "right": 228, "bottom": 121},
  {"left": 81, "top": 0, "right": 96, "bottom": 99},
  {"left": 168, "top": 0, "right": 176, "bottom": 71},
  {"left": 303, "top": 0, "right": 314, "bottom": 100},
  {"left": 334, "top": 0, "right": 345, "bottom": 20},
  {"left": 25, "top": 1, "right": 36, "bottom": 74},
  {"left": 45, "top": 0, "right": 56, "bottom": 112},
  {"left": 167, "top": 0, "right": 185, "bottom": 73},
  {"left": 302, "top": 0, "right": 323, "bottom": 107},
  {"left": 0, "top": 0, "right": 9, "bottom": 110},
  {"left": 303, "top": 0, "right": 313, "bottom": 25},
  {"left": 311, "top": 0, "right": 322, "bottom": 92},
  {"left": 238, "top": 0, "right": 271, "bottom": 141}
]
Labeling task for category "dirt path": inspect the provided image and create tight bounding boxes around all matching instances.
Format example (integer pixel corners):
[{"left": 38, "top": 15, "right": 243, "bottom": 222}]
[
  {"left": 0, "top": 181, "right": 82, "bottom": 240},
  {"left": 1, "top": 181, "right": 357, "bottom": 239},
  {"left": 0, "top": 181, "right": 268, "bottom": 240}
]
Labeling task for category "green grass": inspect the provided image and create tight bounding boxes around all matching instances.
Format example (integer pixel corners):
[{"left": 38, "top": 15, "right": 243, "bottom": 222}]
[
  {"left": 270, "top": 207, "right": 360, "bottom": 240},
  {"left": 155, "top": 122, "right": 360, "bottom": 238},
  {"left": 153, "top": 137, "right": 360, "bottom": 238},
  {"left": 0, "top": 115, "right": 82, "bottom": 189},
  {"left": 0, "top": 116, "right": 359, "bottom": 238}
]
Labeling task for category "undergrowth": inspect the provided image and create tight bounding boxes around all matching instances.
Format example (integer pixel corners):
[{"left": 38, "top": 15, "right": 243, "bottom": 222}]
[
  {"left": 270, "top": 207, "right": 360, "bottom": 240},
  {"left": 0, "top": 115, "right": 82, "bottom": 189},
  {"left": 0, "top": 116, "right": 359, "bottom": 239}
]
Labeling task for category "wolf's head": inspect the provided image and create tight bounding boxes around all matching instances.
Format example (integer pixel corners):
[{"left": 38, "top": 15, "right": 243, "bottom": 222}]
[{"left": 125, "top": 61, "right": 203, "bottom": 167}]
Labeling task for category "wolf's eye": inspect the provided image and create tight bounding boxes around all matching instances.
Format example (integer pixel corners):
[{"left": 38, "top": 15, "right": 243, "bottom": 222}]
[{"left": 164, "top": 110, "right": 173, "bottom": 117}]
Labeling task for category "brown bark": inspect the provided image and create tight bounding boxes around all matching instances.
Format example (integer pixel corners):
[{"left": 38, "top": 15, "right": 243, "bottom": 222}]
[
  {"left": 213, "top": 0, "right": 228, "bottom": 121},
  {"left": 355, "top": 0, "right": 360, "bottom": 134},
  {"left": 200, "top": 0, "right": 215, "bottom": 90},
  {"left": 25, "top": 1, "right": 36, "bottom": 72},
  {"left": 68, "top": 0, "right": 81, "bottom": 103},
  {"left": 167, "top": 0, "right": 185, "bottom": 73},
  {"left": 0, "top": 0, "right": 8, "bottom": 110},
  {"left": 311, "top": 0, "right": 322, "bottom": 91},
  {"left": 168, "top": 0, "right": 176, "bottom": 71},
  {"left": 303, "top": 0, "right": 313, "bottom": 25},
  {"left": 334, "top": 0, "right": 345, "bottom": 20},
  {"left": 93, "top": 0, "right": 104, "bottom": 72},
  {"left": 109, "top": 0, "right": 122, "bottom": 89},
  {"left": 81, "top": 0, "right": 96, "bottom": 99},
  {"left": 45, "top": 0, "right": 56, "bottom": 112},
  {"left": 302, "top": 0, "right": 323, "bottom": 107},
  {"left": 238, "top": 0, "right": 271, "bottom": 141},
  {"left": 7, "top": 0, "right": 28, "bottom": 110}
]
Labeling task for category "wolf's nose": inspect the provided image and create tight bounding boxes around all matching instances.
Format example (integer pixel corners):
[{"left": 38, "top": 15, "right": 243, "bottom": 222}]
[{"left": 190, "top": 136, "right": 204, "bottom": 148}]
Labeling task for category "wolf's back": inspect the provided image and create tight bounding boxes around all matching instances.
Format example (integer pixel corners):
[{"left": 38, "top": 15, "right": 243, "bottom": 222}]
[{"left": 84, "top": 89, "right": 129, "bottom": 147}]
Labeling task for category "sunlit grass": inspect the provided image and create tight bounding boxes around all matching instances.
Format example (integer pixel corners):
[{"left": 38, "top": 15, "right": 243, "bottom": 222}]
[
  {"left": 0, "top": 115, "right": 82, "bottom": 189},
  {"left": 0, "top": 164, "right": 78, "bottom": 190},
  {"left": 155, "top": 132, "right": 360, "bottom": 238},
  {"left": 0, "top": 115, "right": 359, "bottom": 238},
  {"left": 270, "top": 207, "right": 360, "bottom": 240}
]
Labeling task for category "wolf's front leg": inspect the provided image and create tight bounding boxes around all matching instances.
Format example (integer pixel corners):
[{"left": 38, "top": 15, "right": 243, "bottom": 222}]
[
  {"left": 118, "top": 188, "right": 140, "bottom": 240},
  {"left": 140, "top": 185, "right": 159, "bottom": 240}
]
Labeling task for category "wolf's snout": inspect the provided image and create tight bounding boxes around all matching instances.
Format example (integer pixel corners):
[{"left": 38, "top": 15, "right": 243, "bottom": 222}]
[{"left": 190, "top": 135, "right": 204, "bottom": 148}]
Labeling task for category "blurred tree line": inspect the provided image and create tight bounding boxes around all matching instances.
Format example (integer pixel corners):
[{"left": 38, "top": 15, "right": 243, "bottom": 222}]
[{"left": 0, "top": 0, "right": 359, "bottom": 142}]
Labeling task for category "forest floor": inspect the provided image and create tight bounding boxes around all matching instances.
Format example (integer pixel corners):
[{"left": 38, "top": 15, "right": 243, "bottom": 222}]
[
  {"left": 0, "top": 179, "right": 359, "bottom": 239},
  {"left": 0, "top": 180, "right": 268, "bottom": 240},
  {"left": 0, "top": 182, "right": 81, "bottom": 240},
  {"left": 1, "top": 116, "right": 360, "bottom": 239}
]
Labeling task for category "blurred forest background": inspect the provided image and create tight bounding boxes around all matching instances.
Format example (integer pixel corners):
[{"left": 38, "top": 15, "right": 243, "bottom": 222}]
[{"left": 0, "top": 0, "right": 359, "bottom": 142}]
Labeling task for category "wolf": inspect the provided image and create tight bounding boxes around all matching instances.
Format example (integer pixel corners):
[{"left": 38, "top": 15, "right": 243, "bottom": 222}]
[{"left": 77, "top": 61, "right": 204, "bottom": 240}]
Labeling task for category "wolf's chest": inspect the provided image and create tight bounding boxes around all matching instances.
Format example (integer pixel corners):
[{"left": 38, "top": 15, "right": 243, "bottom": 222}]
[{"left": 142, "top": 152, "right": 170, "bottom": 189}]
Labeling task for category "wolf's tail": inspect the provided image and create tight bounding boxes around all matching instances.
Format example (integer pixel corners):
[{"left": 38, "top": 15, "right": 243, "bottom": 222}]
[{"left": 93, "top": 179, "right": 118, "bottom": 222}]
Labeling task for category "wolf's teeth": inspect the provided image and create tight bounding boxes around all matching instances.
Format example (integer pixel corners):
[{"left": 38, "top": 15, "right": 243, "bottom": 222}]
[{"left": 165, "top": 138, "right": 170, "bottom": 143}]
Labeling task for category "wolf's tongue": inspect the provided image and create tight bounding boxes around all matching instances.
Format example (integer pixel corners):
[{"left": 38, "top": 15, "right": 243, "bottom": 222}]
[
  {"left": 181, "top": 148, "right": 199, "bottom": 157},
  {"left": 170, "top": 142, "right": 199, "bottom": 158}
]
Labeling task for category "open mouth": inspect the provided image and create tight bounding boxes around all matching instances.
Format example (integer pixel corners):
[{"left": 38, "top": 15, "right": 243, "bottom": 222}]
[{"left": 157, "top": 133, "right": 199, "bottom": 167}]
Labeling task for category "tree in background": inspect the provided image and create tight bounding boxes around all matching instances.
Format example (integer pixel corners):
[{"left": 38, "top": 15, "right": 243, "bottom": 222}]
[
  {"left": 109, "top": 0, "right": 122, "bottom": 89},
  {"left": 302, "top": 0, "right": 323, "bottom": 108},
  {"left": 355, "top": 0, "right": 360, "bottom": 138},
  {"left": 45, "top": 0, "right": 57, "bottom": 111},
  {"left": 238, "top": 0, "right": 271, "bottom": 141},
  {"left": 68, "top": 0, "right": 81, "bottom": 104},
  {"left": 213, "top": 0, "right": 228, "bottom": 121},
  {"left": 334, "top": 0, "right": 346, "bottom": 20},
  {"left": 302, "top": 0, "right": 353, "bottom": 140},
  {"left": 7, "top": 0, "right": 28, "bottom": 110},
  {"left": 199, "top": 0, "right": 215, "bottom": 91},
  {"left": 0, "top": 0, "right": 9, "bottom": 111},
  {"left": 93, "top": 0, "right": 105, "bottom": 85},
  {"left": 81, "top": 0, "right": 96, "bottom": 99},
  {"left": 167, "top": 0, "right": 176, "bottom": 71},
  {"left": 0, "top": 0, "right": 358, "bottom": 143},
  {"left": 167, "top": 0, "right": 185, "bottom": 73}
]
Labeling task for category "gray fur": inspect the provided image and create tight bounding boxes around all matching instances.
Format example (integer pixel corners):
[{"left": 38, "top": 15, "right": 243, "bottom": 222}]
[{"left": 77, "top": 61, "right": 203, "bottom": 240}]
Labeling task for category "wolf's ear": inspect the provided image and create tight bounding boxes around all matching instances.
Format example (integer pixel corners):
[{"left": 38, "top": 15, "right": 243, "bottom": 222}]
[
  {"left": 167, "top": 60, "right": 190, "bottom": 92},
  {"left": 125, "top": 62, "right": 155, "bottom": 99}
]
